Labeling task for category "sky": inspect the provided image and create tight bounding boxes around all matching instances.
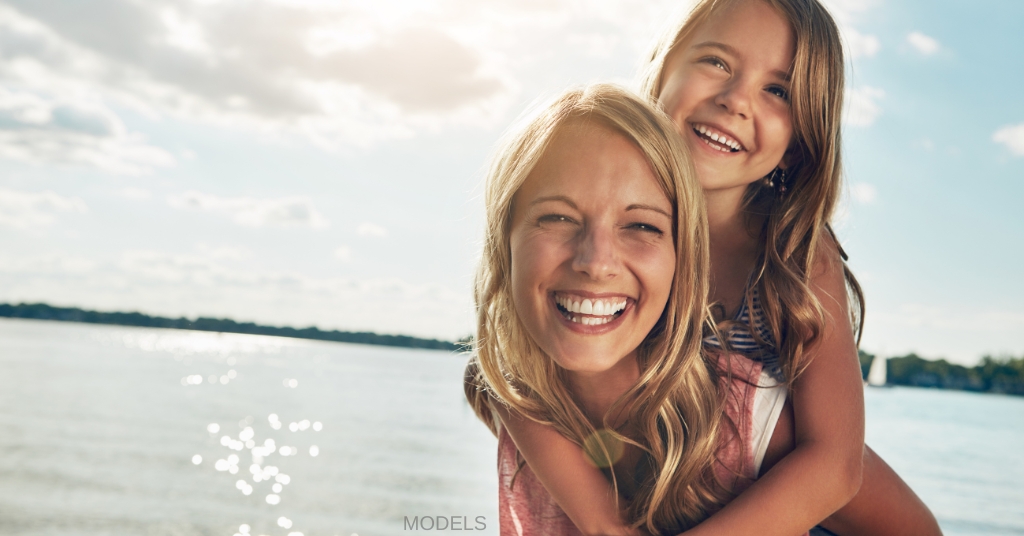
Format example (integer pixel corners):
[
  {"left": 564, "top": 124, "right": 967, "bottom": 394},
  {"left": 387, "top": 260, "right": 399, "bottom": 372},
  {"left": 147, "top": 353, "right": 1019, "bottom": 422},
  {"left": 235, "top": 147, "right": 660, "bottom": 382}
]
[{"left": 0, "top": 0, "right": 1021, "bottom": 365}]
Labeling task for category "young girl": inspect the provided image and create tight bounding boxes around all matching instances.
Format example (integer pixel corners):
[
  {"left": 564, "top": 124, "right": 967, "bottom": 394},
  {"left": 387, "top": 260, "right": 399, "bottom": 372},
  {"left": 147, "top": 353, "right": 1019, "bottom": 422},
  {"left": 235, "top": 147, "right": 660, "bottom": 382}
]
[
  {"left": 474, "top": 0, "right": 941, "bottom": 534},
  {"left": 465, "top": 82, "right": 789, "bottom": 534}
]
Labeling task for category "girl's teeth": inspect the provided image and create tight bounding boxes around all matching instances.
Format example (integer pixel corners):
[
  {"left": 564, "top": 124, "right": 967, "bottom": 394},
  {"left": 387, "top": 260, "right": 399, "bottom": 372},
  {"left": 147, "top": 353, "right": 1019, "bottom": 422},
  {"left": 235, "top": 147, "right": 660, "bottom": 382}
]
[{"left": 694, "top": 124, "right": 742, "bottom": 151}]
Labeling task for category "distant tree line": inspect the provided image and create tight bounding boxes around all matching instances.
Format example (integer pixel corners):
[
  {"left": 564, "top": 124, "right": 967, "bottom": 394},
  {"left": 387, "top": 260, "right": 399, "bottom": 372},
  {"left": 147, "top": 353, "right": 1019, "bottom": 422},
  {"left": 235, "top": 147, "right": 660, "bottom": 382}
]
[
  {"left": 0, "top": 302, "right": 464, "bottom": 352},
  {"left": 859, "top": 350, "right": 1024, "bottom": 396}
]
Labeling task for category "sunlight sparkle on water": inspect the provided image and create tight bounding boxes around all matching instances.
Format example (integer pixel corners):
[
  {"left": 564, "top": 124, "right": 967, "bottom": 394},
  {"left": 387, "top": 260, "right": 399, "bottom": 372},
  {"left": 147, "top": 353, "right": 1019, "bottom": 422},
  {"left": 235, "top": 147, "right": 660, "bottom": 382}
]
[
  {"left": 239, "top": 524, "right": 250, "bottom": 534},
  {"left": 266, "top": 493, "right": 280, "bottom": 505},
  {"left": 309, "top": 445, "right": 319, "bottom": 457},
  {"left": 278, "top": 517, "right": 292, "bottom": 529},
  {"left": 312, "top": 421, "right": 322, "bottom": 431},
  {"left": 192, "top": 454, "right": 202, "bottom": 465},
  {"left": 207, "top": 423, "right": 220, "bottom": 433},
  {"left": 110, "top": 329, "right": 289, "bottom": 356}
]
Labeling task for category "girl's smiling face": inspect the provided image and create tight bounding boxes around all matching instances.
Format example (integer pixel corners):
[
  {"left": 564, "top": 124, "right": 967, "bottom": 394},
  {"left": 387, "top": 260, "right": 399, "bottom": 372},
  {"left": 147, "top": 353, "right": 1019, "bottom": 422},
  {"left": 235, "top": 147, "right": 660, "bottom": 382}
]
[
  {"left": 658, "top": 0, "right": 795, "bottom": 195},
  {"left": 509, "top": 121, "right": 676, "bottom": 375}
]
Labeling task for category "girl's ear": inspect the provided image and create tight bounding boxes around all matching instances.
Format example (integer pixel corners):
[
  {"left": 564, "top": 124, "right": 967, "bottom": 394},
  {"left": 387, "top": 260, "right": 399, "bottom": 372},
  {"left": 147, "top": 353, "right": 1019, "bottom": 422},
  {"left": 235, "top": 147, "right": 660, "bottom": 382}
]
[{"left": 779, "top": 140, "right": 803, "bottom": 171}]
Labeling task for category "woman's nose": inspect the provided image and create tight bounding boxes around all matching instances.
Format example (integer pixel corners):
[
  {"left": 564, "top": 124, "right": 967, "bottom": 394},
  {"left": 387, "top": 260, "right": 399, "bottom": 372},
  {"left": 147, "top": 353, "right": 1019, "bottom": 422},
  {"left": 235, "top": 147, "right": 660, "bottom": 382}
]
[{"left": 571, "top": 225, "right": 620, "bottom": 280}]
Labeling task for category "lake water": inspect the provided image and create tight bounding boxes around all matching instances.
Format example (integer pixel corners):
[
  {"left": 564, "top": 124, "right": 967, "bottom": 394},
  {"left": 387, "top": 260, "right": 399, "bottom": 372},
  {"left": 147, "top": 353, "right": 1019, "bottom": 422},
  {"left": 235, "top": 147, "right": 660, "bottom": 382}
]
[{"left": 0, "top": 318, "right": 1022, "bottom": 535}]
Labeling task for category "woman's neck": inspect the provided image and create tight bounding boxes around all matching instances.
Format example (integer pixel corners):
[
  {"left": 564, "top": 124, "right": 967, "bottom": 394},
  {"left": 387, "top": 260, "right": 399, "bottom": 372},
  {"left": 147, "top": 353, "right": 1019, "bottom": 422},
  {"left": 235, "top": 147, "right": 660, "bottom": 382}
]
[{"left": 567, "top": 354, "right": 640, "bottom": 428}]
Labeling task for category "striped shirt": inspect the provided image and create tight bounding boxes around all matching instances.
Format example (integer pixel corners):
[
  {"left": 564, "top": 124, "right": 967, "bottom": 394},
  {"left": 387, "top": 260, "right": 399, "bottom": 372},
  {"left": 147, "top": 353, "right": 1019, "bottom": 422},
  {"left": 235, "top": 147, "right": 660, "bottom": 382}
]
[{"left": 704, "top": 285, "right": 785, "bottom": 382}]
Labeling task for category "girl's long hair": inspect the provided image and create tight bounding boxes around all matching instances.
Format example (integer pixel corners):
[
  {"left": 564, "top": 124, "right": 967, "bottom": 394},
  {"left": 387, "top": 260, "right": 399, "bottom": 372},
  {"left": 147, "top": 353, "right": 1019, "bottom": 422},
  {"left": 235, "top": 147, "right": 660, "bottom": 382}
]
[
  {"left": 465, "top": 84, "right": 730, "bottom": 533},
  {"left": 638, "top": 0, "right": 865, "bottom": 383}
]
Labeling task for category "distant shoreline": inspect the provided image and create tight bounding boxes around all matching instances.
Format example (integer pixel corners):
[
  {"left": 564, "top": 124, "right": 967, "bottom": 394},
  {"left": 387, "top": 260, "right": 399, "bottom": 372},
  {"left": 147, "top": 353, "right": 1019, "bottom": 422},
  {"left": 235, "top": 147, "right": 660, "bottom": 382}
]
[
  {"left": 858, "top": 350, "right": 1024, "bottom": 397},
  {"left": 0, "top": 302, "right": 465, "bottom": 353}
]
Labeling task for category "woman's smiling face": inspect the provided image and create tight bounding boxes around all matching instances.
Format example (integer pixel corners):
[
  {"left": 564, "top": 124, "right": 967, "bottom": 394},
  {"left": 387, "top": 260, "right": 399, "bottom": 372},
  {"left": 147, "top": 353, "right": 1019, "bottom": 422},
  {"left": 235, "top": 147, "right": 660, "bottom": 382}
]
[
  {"left": 509, "top": 121, "right": 676, "bottom": 374},
  {"left": 658, "top": 0, "right": 795, "bottom": 195}
]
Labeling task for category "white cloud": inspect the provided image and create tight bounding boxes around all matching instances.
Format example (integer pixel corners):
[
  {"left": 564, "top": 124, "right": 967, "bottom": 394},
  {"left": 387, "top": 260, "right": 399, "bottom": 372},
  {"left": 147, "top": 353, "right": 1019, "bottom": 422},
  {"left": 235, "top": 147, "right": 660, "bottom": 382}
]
[
  {"left": 906, "top": 31, "right": 940, "bottom": 55},
  {"left": 195, "top": 243, "right": 251, "bottom": 261},
  {"left": 167, "top": 191, "right": 329, "bottom": 229},
  {"left": 993, "top": 123, "right": 1024, "bottom": 156},
  {"left": 357, "top": 222, "right": 388, "bottom": 237},
  {"left": 913, "top": 138, "right": 935, "bottom": 152},
  {"left": 0, "top": 1, "right": 521, "bottom": 151},
  {"left": 117, "top": 187, "right": 153, "bottom": 200},
  {"left": 844, "top": 28, "right": 880, "bottom": 59},
  {"left": 0, "top": 87, "right": 175, "bottom": 175},
  {"left": 850, "top": 182, "right": 877, "bottom": 204},
  {"left": 844, "top": 86, "right": 885, "bottom": 127},
  {"left": 334, "top": 246, "right": 353, "bottom": 262},
  {"left": 0, "top": 188, "right": 87, "bottom": 228}
]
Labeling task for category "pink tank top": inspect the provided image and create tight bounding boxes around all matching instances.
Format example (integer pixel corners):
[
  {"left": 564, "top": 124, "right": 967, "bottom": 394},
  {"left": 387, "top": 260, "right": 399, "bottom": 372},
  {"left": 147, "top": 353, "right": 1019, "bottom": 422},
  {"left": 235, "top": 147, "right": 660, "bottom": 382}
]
[{"left": 497, "top": 354, "right": 773, "bottom": 536}]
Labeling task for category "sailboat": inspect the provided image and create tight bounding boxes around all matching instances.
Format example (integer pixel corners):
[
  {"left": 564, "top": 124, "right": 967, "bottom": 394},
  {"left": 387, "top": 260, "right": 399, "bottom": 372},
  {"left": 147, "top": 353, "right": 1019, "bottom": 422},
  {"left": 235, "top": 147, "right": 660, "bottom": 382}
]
[{"left": 866, "top": 354, "right": 888, "bottom": 387}]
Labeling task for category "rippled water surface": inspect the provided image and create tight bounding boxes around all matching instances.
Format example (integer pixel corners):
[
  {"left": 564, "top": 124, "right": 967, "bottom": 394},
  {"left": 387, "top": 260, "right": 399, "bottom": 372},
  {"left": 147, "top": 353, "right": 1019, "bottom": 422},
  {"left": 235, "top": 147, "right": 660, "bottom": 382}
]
[
  {"left": 1, "top": 318, "right": 1022, "bottom": 535},
  {"left": 0, "top": 319, "right": 497, "bottom": 536}
]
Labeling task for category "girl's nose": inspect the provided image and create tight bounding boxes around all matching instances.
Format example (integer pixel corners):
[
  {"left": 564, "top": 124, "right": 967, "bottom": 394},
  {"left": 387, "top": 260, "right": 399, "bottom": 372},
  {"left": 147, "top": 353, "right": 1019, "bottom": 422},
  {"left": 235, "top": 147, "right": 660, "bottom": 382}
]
[
  {"left": 714, "top": 78, "right": 753, "bottom": 119},
  {"left": 571, "top": 225, "right": 620, "bottom": 280}
]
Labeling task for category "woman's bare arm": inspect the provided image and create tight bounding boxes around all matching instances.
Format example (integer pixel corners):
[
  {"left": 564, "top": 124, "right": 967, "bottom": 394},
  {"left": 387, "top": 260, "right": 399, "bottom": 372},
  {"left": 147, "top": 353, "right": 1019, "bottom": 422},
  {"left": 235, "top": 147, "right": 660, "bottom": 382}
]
[{"left": 493, "top": 403, "right": 639, "bottom": 536}]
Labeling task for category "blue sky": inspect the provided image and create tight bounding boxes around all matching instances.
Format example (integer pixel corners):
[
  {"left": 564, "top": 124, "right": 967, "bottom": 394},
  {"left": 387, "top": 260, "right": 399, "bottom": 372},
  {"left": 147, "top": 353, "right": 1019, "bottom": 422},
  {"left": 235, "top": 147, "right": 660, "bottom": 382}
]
[{"left": 0, "top": 0, "right": 1021, "bottom": 364}]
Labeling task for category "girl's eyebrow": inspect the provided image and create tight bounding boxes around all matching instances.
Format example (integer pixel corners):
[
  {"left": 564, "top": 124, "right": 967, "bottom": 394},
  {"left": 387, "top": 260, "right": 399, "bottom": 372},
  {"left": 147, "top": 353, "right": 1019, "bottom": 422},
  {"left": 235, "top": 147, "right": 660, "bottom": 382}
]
[
  {"left": 626, "top": 204, "right": 672, "bottom": 218},
  {"left": 692, "top": 41, "right": 791, "bottom": 82},
  {"left": 693, "top": 41, "right": 736, "bottom": 55}
]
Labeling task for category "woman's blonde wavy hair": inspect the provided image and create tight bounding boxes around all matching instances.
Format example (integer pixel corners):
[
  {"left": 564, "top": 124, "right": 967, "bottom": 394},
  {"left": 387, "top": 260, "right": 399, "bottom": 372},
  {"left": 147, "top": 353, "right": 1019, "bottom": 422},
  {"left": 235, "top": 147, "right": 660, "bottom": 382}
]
[
  {"left": 638, "top": 0, "right": 865, "bottom": 382},
  {"left": 465, "top": 84, "right": 731, "bottom": 534}
]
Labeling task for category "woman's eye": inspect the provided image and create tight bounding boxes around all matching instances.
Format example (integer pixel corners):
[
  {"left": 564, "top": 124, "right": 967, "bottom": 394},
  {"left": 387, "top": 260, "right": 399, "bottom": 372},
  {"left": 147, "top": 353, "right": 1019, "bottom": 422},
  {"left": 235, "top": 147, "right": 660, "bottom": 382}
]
[
  {"left": 767, "top": 85, "right": 790, "bottom": 101},
  {"left": 627, "top": 222, "right": 664, "bottom": 235},
  {"left": 538, "top": 214, "right": 575, "bottom": 225}
]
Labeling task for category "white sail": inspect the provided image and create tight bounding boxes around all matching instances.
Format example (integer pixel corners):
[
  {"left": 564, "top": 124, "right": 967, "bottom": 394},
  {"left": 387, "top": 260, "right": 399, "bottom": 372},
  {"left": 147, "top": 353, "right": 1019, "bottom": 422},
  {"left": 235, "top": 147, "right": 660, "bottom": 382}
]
[{"left": 867, "top": 354, "right": 887, "bottom": 386}]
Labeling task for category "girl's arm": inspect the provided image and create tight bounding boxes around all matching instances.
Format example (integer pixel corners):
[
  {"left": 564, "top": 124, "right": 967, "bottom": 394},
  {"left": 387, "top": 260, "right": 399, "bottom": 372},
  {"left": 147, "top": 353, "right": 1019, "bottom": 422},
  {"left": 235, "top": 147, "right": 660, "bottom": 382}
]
[
  {"left": 764, "top": 399, "right": 943, "bottom": 535},
  {"left": 823, "top": 445, "right": 943, "bottom": 535},
  {"left": 683, "top": 241, "right": 866, "bottom": 535},
  {"left": 492, "top": 403, "right": 639, "bottom": 536}
]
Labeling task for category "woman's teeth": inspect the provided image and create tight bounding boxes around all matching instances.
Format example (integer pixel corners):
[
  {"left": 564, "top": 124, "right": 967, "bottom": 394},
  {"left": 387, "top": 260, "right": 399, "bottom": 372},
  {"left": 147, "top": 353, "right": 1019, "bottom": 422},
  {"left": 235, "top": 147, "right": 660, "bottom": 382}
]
[
  {"left": 693, "top": 124, "right": 743, "bottom": 152},
  {"left": 555, "top": 295, "right": 627, "bottom": 325}
]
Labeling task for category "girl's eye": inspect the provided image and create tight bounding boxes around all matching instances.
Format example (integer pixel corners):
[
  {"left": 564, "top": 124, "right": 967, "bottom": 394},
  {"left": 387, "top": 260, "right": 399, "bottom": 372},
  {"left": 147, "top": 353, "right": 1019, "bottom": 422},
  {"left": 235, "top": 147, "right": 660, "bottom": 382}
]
[
  {"left": 767, "top": 85, "right": 790, "bottom": 101},
  {"left": 700, "top": 56, "right": 728, "bottom": 72}
]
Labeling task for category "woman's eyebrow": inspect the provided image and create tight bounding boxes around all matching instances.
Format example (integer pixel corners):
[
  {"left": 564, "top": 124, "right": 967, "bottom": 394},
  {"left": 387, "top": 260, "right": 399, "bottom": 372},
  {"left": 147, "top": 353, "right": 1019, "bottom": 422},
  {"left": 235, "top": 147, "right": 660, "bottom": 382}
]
[
  {"left": 529, "top": 195, "right": 577, "bottom": 209},
  {"left": 626, "top": 204, "right": 672, "bottom": 218}
]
